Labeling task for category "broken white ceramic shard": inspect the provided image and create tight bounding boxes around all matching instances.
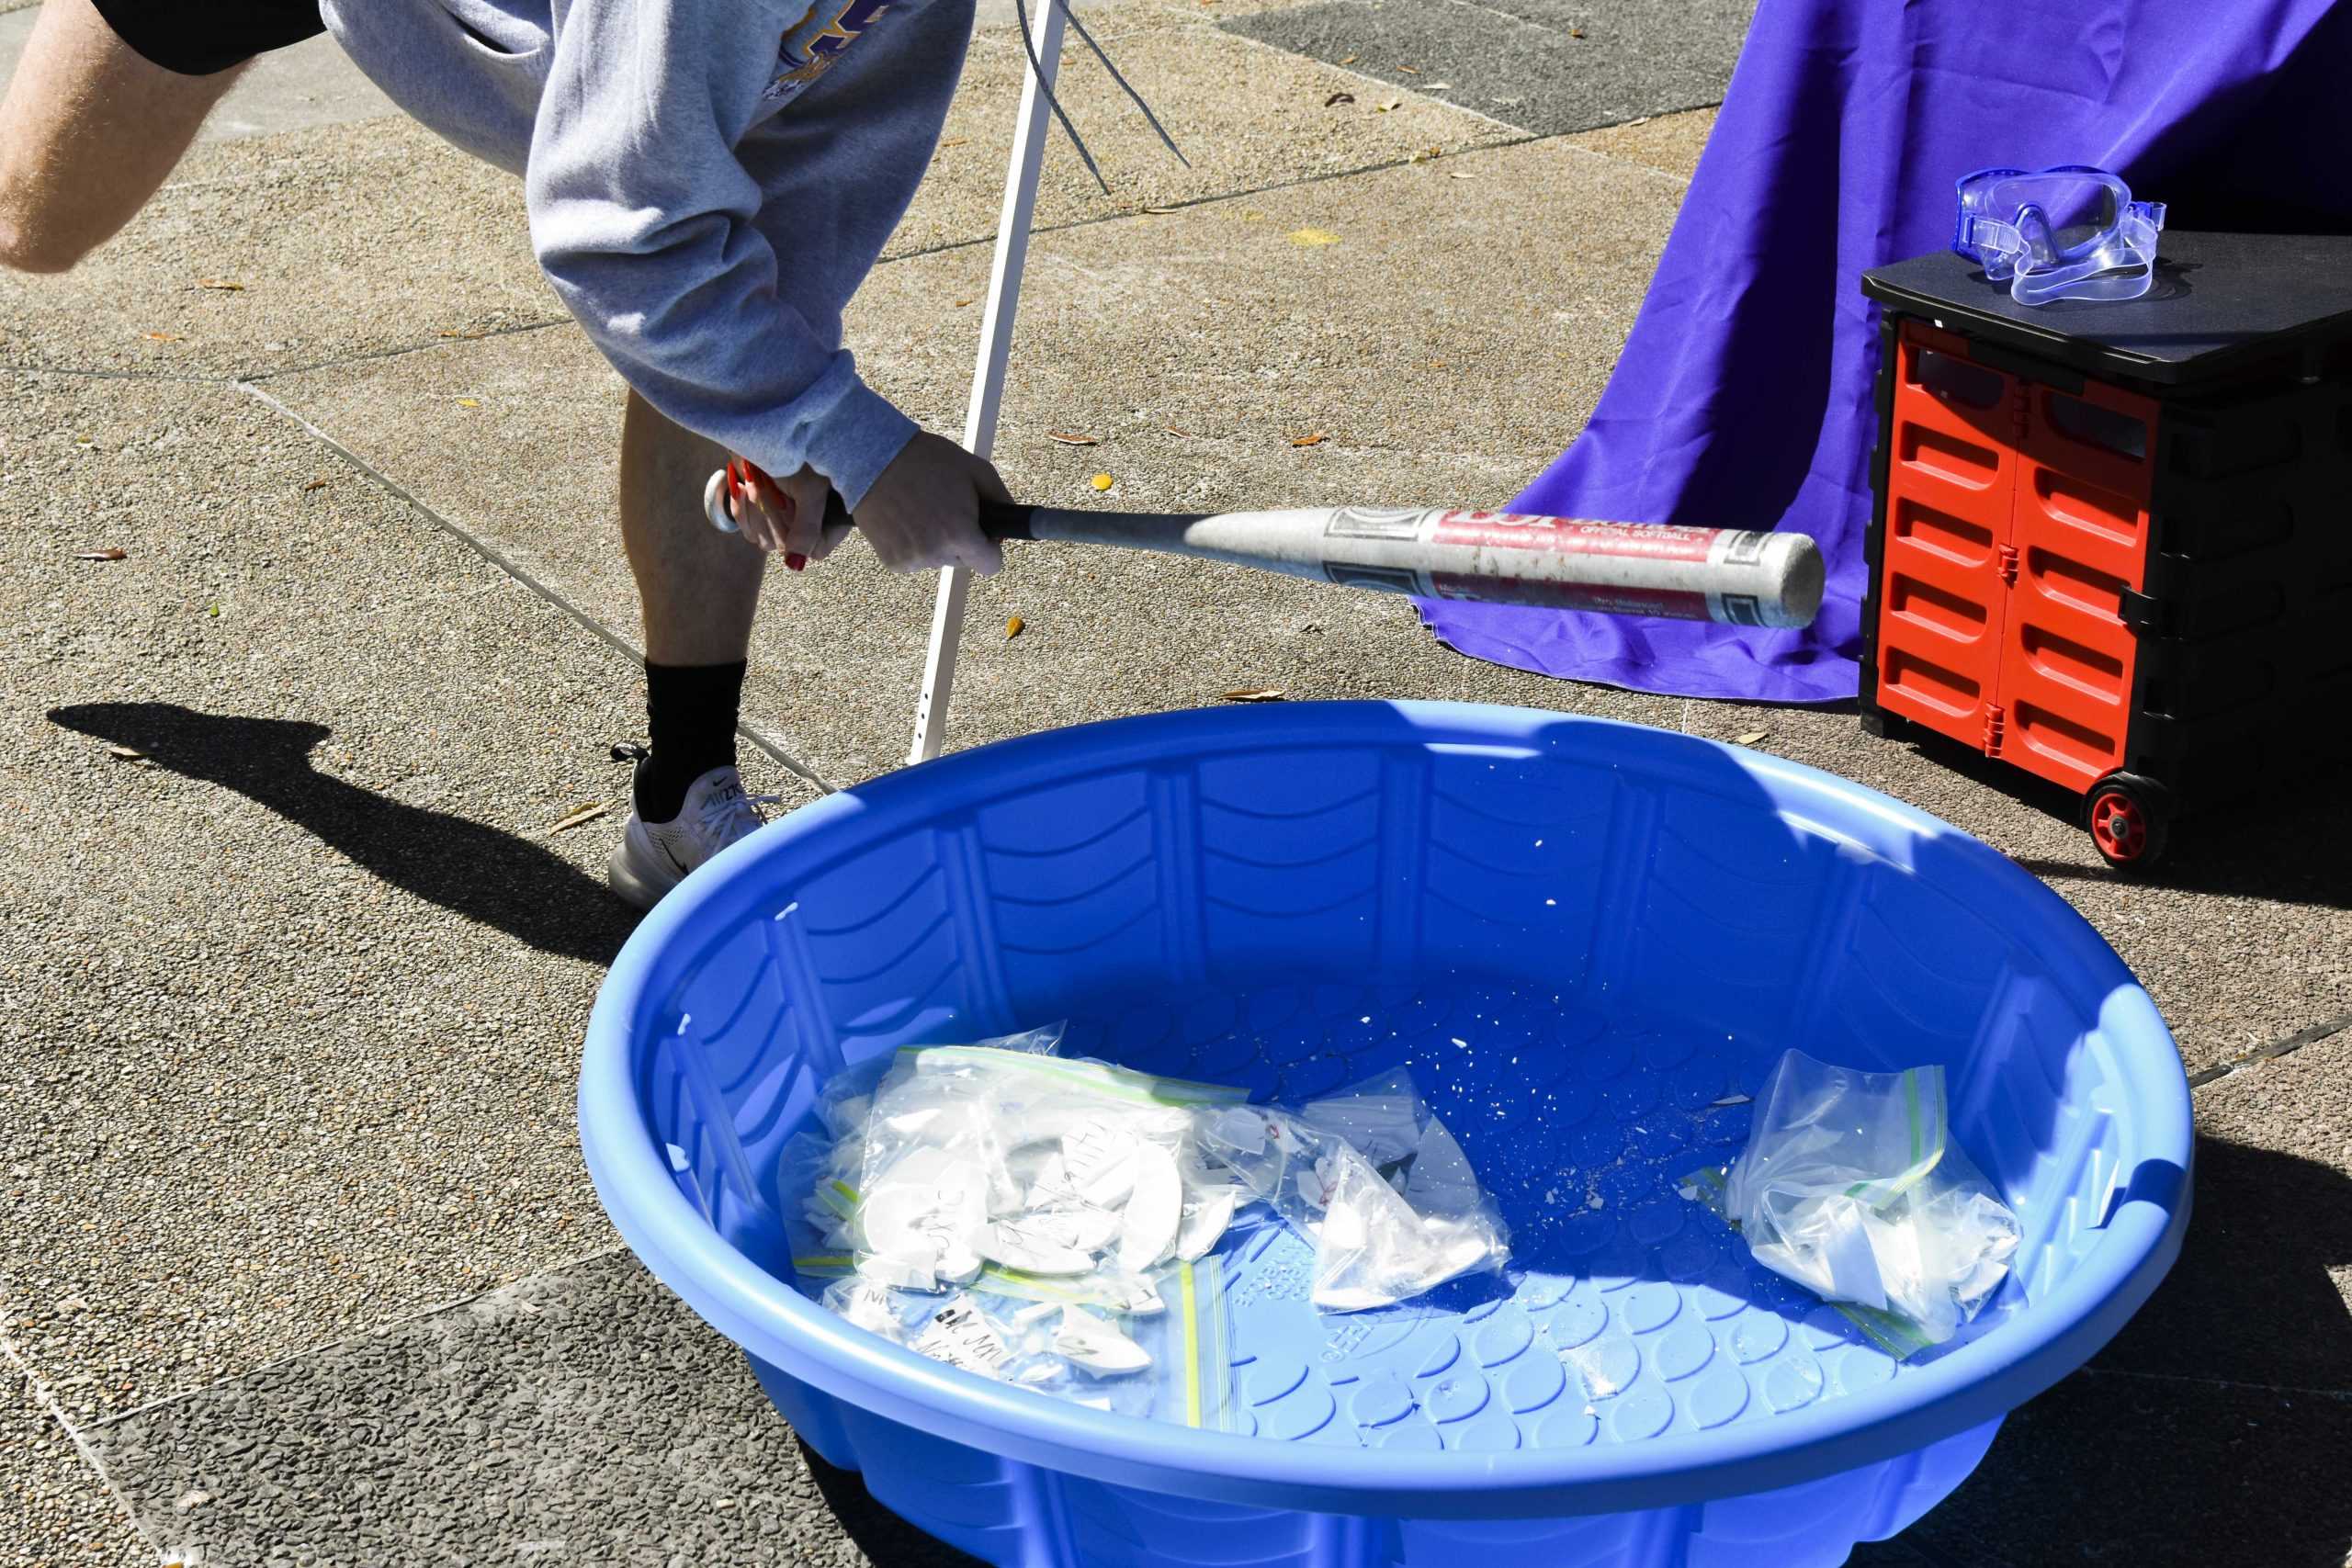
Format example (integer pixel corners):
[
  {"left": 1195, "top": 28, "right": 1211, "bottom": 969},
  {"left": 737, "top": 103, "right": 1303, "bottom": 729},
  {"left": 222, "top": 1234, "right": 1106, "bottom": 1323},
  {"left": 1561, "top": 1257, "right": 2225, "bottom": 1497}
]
[
  {"left": 935, "top": 1238, "right": 984, "bottom": 1287},
  {"left": 1175, "top": 1185, "right": 1240, "bottom": 1261},
  {"left": 980, "top": 1220, "right": 1098, "bottom": 1277},
  {"left": 1063, "top": 1116, "right": 1141, "bottom": 1208},
  {"left": 1204, "top": 1106, "right": 1270, "bottom": 1157},
  {"left": 1054, "top": 1306, "right": 1153, "bottom": 1375},
  {"left": 854, "top": 1250, "right": 937, "bottom": 1291},
  {"left": 1119, "top": 1144, "right": 1183, "bottom": 1272}
]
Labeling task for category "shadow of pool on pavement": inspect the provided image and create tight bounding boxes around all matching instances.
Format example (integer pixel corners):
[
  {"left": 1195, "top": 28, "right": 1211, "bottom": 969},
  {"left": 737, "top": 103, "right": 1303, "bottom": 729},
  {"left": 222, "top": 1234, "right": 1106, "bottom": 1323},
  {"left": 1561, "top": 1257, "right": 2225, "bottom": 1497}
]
[{"left": 1900, "top": 1131, "right": 2352, "bottom": 1566}]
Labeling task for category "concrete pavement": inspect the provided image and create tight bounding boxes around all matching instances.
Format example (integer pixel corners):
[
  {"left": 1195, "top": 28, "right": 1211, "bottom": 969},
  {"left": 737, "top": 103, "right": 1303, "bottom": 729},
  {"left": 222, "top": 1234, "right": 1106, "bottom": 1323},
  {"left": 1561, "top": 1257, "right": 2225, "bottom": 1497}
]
[{"left": 2, "top": 1, "right": 2346, "bottom": 1563}]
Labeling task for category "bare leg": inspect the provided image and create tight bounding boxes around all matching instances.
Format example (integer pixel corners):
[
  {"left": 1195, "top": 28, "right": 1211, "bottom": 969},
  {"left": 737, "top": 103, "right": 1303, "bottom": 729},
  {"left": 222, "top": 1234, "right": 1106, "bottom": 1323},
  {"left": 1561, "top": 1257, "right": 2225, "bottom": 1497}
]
[
  {"left": 0, "top": 0, "right": 244, "bottom": 272},
  {"left": 619, "top": 389, "right": 768, "bottom": 665}
]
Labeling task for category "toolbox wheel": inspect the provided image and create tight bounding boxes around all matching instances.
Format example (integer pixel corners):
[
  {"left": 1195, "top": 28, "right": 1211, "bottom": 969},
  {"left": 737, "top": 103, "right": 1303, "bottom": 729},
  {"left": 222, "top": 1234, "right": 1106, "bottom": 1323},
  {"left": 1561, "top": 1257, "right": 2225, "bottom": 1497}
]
[{"left": 2086, "top": 774, "right": 2170, "bottom": 872}]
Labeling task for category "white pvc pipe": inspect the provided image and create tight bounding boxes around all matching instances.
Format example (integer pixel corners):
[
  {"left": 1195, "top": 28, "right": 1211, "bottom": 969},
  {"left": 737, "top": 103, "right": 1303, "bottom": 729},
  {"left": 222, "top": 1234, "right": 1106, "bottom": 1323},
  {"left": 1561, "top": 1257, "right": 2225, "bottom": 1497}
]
[{"left": 909, "top": 0, "right": 1070, "bottom": 766}]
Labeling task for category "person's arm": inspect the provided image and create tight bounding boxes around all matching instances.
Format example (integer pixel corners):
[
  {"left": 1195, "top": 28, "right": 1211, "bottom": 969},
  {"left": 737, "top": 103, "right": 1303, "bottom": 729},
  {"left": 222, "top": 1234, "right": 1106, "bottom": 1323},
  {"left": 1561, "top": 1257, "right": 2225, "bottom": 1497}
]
[
  {"left": 526, "top": 0, "right": 1002, "bottom": 571},
  {"left": 0, "top": 0, "right": 246, "bottom": 273}
]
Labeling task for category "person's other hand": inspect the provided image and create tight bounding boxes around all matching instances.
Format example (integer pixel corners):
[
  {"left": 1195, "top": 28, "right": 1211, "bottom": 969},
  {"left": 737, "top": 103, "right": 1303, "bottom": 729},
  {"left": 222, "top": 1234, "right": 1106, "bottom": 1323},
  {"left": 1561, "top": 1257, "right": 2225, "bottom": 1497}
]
[
  {"left": 850, "top": 432, "right": 1011, "bottom": 575},
  {"left": 718, "top": 460, "right": 841, "bottom": 569}
]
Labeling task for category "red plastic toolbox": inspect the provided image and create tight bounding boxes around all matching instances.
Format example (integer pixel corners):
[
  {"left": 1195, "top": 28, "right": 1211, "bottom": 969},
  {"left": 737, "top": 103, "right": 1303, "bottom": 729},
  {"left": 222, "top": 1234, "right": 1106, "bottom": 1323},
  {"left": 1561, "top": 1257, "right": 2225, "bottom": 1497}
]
[{"left": 1860, "top": 231, "right": 2352, "bottom": 872}]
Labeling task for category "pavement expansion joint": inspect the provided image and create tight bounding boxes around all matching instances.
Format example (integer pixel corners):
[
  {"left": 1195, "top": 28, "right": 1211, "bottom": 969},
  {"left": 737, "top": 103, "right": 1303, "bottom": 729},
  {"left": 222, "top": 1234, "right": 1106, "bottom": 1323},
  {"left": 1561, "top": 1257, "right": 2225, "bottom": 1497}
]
[
  {"left": 238, "top": 316, "right": 576, "bottom": 387},
  {"left": 2, "top": 1325, "right": 156, "bottom": 1559},
  {"left": 229, "top": 379, "right": 837, "bottom": 794},
  {"left": 879, "top": 131, "right": 1546, "bottom": 265},
  {"left": 2077, "top": 1367, "right": 2352, "bottom": 1404}
]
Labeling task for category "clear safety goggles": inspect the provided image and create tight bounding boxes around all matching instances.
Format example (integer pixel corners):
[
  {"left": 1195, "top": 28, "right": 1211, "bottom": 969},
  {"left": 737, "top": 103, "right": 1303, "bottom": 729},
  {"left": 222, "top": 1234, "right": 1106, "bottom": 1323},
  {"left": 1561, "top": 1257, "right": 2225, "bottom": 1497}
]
[{"left": 1951, "top": 165, "right": 2165, "bottom": 306}]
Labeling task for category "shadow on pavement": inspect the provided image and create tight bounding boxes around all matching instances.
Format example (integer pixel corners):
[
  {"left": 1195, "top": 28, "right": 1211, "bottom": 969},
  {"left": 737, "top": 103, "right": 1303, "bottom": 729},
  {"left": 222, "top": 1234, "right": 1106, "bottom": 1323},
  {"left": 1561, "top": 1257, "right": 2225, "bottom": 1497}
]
[
  {"left": 1881, "top": 728, "right": 2352, "bottom": 912},
  {"left": 1903, "top": 1132, "right": 2352, "bottom": 1566},
  {"left": 47, "top": 702, "right": 638, "bottom": 965}
]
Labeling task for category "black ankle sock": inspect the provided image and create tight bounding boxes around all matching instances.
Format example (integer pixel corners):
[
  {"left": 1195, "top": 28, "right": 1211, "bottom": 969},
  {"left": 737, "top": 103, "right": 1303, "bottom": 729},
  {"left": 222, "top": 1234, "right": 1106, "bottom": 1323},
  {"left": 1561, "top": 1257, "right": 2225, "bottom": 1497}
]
[{"left": 638, "top": 659, "right": 747, "bottom": 822}]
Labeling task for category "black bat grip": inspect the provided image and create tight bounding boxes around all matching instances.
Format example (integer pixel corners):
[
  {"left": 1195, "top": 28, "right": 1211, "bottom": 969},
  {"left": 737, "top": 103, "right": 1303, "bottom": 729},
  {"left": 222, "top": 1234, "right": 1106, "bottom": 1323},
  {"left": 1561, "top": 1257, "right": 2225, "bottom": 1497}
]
[
  {"left": 820, "top": 491, "right": 1036, "bottom": 541},
  {"left": 979, "top": 502, "right": 1039, "bottom": 541}
]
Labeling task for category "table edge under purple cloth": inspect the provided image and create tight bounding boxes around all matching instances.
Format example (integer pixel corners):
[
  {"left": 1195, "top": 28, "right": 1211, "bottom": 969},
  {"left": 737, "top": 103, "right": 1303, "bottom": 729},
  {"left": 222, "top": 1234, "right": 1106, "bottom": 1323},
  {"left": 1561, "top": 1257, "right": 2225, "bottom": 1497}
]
[{"left": 1417, "top": 0, "right": 2352, "bottom": 705}]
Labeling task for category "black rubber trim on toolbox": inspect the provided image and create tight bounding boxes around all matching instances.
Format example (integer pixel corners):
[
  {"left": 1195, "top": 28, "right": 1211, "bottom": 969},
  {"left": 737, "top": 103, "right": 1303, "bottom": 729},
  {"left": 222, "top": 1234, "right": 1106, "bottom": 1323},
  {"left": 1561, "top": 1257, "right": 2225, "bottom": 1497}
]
[{"left": 1855, "top": 308, "right": 1902, "bottom": 721}]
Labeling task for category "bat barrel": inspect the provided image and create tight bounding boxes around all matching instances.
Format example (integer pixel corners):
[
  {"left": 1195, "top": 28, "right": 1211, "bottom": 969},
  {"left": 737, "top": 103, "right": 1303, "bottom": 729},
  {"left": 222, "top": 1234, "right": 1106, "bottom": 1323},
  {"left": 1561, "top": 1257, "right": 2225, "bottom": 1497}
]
[{"left": 1024, "top": 505, "right": 1825, "bottom": 629}]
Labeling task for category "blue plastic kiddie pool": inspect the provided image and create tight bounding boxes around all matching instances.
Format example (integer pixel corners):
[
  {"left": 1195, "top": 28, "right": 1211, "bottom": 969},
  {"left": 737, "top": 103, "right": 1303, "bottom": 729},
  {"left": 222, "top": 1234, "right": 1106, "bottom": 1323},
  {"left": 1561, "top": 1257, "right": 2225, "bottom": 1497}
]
[{"left": 581, "top": 702, "right": 2192, "bottom": 1567}]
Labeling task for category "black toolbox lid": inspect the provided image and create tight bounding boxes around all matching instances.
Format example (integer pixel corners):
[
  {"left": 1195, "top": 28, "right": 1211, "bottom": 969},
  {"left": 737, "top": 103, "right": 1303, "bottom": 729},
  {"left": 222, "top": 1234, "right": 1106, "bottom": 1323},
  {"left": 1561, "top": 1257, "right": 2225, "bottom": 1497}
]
[{"left": 1861, "top": 231, "right": 2352, "bottom": 386}]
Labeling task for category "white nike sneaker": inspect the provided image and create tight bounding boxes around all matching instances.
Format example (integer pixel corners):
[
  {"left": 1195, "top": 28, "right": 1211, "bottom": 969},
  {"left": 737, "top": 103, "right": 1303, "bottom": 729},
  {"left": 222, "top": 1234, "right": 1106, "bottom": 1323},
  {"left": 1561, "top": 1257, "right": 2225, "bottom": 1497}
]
[{"left": 607, "top": 762, "right": 780, "bottom": 911}]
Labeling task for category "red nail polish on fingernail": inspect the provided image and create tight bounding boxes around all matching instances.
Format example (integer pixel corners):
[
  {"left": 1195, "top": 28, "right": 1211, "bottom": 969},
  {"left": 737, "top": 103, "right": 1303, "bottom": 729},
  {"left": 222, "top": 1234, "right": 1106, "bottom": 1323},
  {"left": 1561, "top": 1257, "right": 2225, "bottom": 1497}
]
[{"left": 786, "top": 553, "right": 807, "bottom": 571}]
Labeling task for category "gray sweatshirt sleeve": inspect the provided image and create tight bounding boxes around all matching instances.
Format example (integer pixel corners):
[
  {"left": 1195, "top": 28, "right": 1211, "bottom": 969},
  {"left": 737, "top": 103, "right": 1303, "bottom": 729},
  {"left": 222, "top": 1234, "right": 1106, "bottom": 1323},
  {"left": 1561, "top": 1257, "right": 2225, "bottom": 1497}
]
[{"left": 524, "top": 0, "right": 919, "bottom": 507}]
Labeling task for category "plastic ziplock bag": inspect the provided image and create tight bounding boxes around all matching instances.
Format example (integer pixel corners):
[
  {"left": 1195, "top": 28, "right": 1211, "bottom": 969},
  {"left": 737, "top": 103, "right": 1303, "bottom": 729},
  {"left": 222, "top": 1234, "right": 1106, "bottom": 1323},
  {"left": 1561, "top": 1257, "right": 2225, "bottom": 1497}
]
[
  {"left": 820, "top": 1253, "right": 1238, "bottom": 1429},
  {"left": 1680, "top": 1049, "right": 2022, "bottom": 1359},
  {"left": 1202, "top": 1067, "right": 1510, "bottom": 1313},
  {"left": 810, "top": 1032, "right": 1250, "bottom": 1310}
]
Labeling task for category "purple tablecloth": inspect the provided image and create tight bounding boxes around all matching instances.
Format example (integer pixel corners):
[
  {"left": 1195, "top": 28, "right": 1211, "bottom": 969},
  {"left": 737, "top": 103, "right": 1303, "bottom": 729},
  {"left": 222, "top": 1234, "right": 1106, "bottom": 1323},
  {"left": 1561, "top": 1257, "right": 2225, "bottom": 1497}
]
[{"left": 1419, "top": 0, "right": 2352, "bottom": 703}]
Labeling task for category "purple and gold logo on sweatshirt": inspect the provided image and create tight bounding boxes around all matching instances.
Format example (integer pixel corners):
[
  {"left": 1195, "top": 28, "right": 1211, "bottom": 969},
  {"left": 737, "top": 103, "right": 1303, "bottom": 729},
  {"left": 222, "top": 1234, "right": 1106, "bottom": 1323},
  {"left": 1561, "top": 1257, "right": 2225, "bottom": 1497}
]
[{"left": 765, "top": 0, "right": 895, "bottom": 103}]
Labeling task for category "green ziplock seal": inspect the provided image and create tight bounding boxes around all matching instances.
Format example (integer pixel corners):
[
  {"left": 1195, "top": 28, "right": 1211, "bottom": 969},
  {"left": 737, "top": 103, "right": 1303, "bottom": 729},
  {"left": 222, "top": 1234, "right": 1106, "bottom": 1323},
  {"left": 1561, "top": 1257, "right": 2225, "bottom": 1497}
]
[
  {"left": 1175, "top": 1255, "right": 1235, "bottom": 1431},
  {"left": 1834, "top": 1300, "right": 1939, "bottom": 1359},
  {"left": 892, "top": 1044, "right": 1250, "bottom": 1108},
  {"left": 1842, "top": 1067, "right": 1950, "bottom": 1209},
  {"left": 792, "top": 1254, "right": 855, "bottom": 1279}
]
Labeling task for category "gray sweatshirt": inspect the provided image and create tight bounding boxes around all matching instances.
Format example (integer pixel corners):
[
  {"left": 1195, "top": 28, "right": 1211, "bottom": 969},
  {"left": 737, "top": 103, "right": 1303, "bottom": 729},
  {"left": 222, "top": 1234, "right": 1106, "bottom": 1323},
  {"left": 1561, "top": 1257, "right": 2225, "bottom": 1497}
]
[{"left": 321, "top": 0, "right": 974, "bottom": 506}]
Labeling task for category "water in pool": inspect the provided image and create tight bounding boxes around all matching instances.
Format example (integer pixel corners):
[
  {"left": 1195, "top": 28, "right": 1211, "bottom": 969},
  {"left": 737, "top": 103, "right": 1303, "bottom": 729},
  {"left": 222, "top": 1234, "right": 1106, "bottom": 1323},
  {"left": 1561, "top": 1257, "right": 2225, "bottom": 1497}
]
[{"left": 839, "top": 977, "right": 2018, "bottom": 1451}]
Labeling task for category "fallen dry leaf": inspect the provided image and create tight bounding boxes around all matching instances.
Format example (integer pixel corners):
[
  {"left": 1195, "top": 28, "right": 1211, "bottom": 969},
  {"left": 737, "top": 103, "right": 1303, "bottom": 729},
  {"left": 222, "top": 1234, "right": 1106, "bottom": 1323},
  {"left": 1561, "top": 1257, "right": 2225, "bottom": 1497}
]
[
  {"left": 1091, "top": 473, "right": 1115, "bottom": 491},
  {"left": 1324, "top": 91, "right": 1354, "bottom": 107},
  {"left": 1164, "top": 425, "right": 1192, "bottom": 437},
  {"left": 1448, "top": 171, "right": 1476, "bottom": 180},
  {"left": 1375, "top": 98, "right": 1404, "bottom": 112},
  {"left": 1428, "top": 82, "right": 1453, "bottom": 90},
  {"left": 1338, "top": 52, "right": 1358, "bottom": 64},
  {"left": 1287, "top": 227, "right": 1340, "bottom": 246},
  {"left": 1289, "top": 432, "right": 1327, "bottom": 447},
  {"left": 1221, "top": 686, "right": 1285, "bottom": 704},
  {"left": 1006, "top": 615, "right": 1024, "bottom": 638},
  {"left": 1736, "top": 729, "right": 1769, "bottom": 746},
  {"left": 1047, "top": 431, "right": 1099, "bottom": 446},
  {"left": 456, "top": 398, "right": 481, "bottom": 408},
  {"left": 939, "top": 137, "right": 969, "bottom": 148},
  {"left": 1429, "top": 359, "right": 1450, "bottom": 369},
  {"left": 952, "top": 298, "right": 975, "bottom": 308},
  {"left": 1409, "top": 146, "right": 1441, "bottom": 164},
  {"left": 76, "top": 547, "right": 130, "bottom": 561},
  {"left": 1396, "top": 63, "right": 1419, "bottom": 73},
  {"left": 1141, "top": 205, "right": 1182, "bottom": 215},
  {"left": 300, "top": 479, "right": 330, "bottom": 493},
  {"left": 143, "top": 332, "right": 178, "bottom": 343},
  {"left": 547, "top": 802, "right": 609, "bottom": 834},
  {"left": 195, "top": 279, "right": 244, "bottom": 291},
  {"left": 436, "top": 329, "right": 484, "bottom": 340},
  {"left": 1569, "top": 25, "right": 1586, "bottom": 37},
  {"left": 107, "top": 745, "right": 144, "bottom": 761}
]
